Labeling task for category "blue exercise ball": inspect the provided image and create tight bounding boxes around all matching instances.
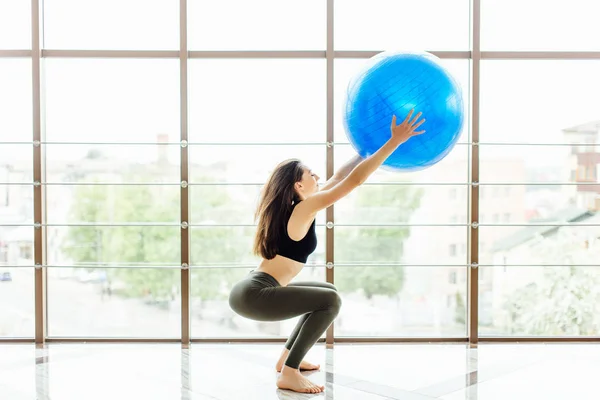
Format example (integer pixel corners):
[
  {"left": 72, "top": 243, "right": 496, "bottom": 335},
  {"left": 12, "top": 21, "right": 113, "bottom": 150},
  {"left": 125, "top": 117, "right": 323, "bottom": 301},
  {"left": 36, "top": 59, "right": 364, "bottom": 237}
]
[{"left": 343, "top": 51, "right": 464, "bottom": 172}]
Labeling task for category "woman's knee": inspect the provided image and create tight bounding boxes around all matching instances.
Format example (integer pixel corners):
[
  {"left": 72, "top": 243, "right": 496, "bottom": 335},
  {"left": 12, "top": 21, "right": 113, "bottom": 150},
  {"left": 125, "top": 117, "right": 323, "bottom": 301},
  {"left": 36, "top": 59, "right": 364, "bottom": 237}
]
[{"left": 323, "top": 290, "right": 342, "bottom": 313}]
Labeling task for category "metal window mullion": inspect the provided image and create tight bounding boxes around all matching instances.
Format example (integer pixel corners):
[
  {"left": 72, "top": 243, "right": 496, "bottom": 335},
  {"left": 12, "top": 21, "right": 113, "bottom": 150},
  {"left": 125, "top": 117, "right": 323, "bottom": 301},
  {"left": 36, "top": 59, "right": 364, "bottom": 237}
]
[
  {"left": 188, "top": 50, "right": 325, "bottom": 59},
  {"left": 26, "top": 50, "right": 600, "bottom": 62},
  {"left": 325, "top": 0, "right": 335, "bottom": 346},
  {"left": 334, "top": 50, "right": 471, "bottom": 59},
  {"left": 481, "top": 51, "right": 600, "bottom": 60},
  {"left": 0, "top": 50, "right": 32, "bottom": 57},
  {"left": 32, "top": 0, "right": 46, "bottom": 344},
  {"left": 179, "top": 0, "right": 191, "bottom": 345},
  {"left": 468, "top": 0, "right": 481, "bottom": 346},
  {"left": 42, "top": 50, "right": 180, "bottom": 58}
]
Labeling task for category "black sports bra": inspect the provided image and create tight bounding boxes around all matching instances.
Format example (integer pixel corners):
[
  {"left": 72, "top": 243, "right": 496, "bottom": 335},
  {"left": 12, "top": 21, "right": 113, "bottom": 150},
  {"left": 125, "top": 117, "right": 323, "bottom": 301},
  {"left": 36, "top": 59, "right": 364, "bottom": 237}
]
[{"left": 276, "top": 203, "right": 317, "bottom": 264}]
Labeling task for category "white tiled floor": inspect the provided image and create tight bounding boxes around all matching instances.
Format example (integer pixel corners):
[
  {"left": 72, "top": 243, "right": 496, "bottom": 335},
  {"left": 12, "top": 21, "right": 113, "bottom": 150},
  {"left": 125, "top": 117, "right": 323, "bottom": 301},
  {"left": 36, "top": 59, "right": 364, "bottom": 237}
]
[{"left": 0, "top": 343, "right": 599, "bottom": 399}]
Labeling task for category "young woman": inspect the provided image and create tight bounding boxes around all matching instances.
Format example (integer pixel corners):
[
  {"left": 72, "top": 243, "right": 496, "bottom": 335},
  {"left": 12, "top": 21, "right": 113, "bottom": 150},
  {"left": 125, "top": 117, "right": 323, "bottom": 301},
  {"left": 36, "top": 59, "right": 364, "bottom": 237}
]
[{"left": 229, "top": 110, "right": 426, "bottom": 393}]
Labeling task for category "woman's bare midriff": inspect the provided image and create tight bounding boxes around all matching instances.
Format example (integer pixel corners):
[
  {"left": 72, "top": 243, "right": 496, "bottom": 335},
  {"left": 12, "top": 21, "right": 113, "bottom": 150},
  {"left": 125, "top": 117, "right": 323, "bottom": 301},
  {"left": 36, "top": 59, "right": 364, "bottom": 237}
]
[{"left": 255, "top": 255, "right": 304, "bottom": 287}]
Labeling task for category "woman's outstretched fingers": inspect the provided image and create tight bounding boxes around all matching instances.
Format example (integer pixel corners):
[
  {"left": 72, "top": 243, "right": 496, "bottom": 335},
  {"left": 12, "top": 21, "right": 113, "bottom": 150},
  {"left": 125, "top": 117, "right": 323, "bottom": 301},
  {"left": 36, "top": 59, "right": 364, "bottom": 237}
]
[
  {"left": 412, "top": 118, "right": 426, "bottom": 131},
  {"left": 409, "top": 111, "right": 423, "bottom": 127}
]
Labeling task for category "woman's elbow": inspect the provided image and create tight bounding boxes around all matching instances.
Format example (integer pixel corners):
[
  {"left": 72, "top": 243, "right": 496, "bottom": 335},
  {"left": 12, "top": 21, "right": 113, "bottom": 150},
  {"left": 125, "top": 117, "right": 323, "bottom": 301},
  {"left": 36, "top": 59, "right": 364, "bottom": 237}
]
[{"left": 348, "top": 175, "right": 365, "bottom": 188}]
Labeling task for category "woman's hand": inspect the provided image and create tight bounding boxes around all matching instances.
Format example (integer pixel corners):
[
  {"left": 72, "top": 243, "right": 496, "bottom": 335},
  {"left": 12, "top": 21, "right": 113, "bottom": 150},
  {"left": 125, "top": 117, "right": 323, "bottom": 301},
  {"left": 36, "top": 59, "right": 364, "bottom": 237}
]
[{"left": 390, "top": 109, "right": 426, "bottom": 144}]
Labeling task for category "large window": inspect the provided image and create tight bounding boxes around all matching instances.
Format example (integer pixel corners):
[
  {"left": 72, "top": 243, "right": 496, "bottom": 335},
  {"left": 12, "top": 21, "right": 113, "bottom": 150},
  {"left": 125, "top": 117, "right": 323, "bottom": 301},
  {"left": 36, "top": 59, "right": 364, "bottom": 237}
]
[
  {"left": 0, "top": 1, "right": 30, "bottom": 49},
  {"left": 43, "top": 0, "right": 179, "bottom": 50},
  {"left": 188, "top": 0, "right": 326, "bottom": 51},
  {"left": 481, "top": 0, "right": 600, "bottom": 51},
  {"left": 2, "top": 0, "right": 599, "bottom": 342},
  {"left": 335, "top": 267, "right": 467, "bottom": 337},
  {"left": 335, "top": 0, "right": 469, "bottom": 51},
  {"left": 43, "top": 59, "right": 181, "bottom": 337},
  {"left": 333, "top": 58, "right": 470, "bottom": 337},
  {"left": 0, "top": 59, "right": 34, "bottom": 338},
  {"left": 188, "top": 59, "right": 326, "bottom": 143},
  {"left": 188, "top": 59, "right": 327, "bottom": 338},
  {"left": 478, "top": 60, "right": 600, "bottom": 336}
]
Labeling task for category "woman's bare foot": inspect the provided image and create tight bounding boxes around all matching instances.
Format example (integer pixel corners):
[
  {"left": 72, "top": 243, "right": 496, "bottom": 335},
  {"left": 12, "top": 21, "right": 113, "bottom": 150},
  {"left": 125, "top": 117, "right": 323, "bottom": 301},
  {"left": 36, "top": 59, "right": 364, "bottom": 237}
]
[
  {"left": 275, "top": 349, "right": 320, "bottom": 372},
  {"left": 276, "top": 366, "right": 324, "bottom": 394}
]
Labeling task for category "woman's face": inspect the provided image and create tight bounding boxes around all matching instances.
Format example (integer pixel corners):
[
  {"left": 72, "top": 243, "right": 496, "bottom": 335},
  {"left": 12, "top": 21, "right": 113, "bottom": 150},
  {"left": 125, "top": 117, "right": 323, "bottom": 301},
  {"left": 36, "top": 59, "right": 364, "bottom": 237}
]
[{"left": 295, "top": 167, "right": 320, "bottom": 199}]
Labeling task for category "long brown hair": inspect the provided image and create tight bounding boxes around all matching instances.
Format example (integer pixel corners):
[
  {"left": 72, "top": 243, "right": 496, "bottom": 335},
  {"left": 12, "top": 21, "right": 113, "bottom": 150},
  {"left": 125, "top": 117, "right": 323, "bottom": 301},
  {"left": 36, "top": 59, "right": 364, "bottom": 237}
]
[{"left": 253, "top": 159, "right": 305, "bottom": 259}]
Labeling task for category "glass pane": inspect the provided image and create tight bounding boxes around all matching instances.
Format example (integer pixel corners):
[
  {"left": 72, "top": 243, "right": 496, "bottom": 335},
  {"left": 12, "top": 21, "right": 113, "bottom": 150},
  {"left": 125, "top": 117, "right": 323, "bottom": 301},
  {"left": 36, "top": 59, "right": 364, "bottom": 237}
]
[
  {"left": 481, "top": 61, "right": 600, "bottom": 143},
  {"left": 190, "top": 185, "right": 325, "bottom": 226},
  {"left": 480, "top": 267, "right": 600, "bottom": 336},
  {"left": 479, "top": 184, "right": 600, "bottom": 231},
  {"left": 478, "top": 184, "right": 530, "bottom": 227},
  {"left": 0, "top": 268, "right": 34, "bottom": 337},
  {"left": 190, "top": 226, "right": 326, "bottom": 266},
  {"left": 189, "top": 144, "right": 326, "bottom": 184},
  {"left": 480, "top": 224, "right": 600, "bottom": 267},
  {"left": 334, "top": 59, "right": 470, "bottom": 143},
  {"left": 0, "top": 189, "right": 33, "bottom": 263},
  {"left": 482, "top": 0, "right": 600, "bottom": 51},
  {"left": 0, "top": 154, "right": 33, "bottom": 259},
  {"left": 192, "top": 267, "right": 325, "bottom": 338},
  {"left": 191, "top": 185, "right": 260, "bottom": 225},
  {"left": 43, "top": 0, "right": 178, "bottom": 50},
  {"left": 44, "top": 59, "right": 179, "bottom": 143},
  {"left": 335, "top": 267, "right": 467, "bottom": 337},
  {"left": 48, "top": 226, "right": 180, "bottom": 266},
  {"left": 480, "top": 127, "right": 600, "bottom": 265},
  {"left": 335, "top": 143, "right": 469, "bottom": 184},
  {"left": 0, "top": 144, "right": 33, "bottom": 185},
  {"left": 335, "top": 184, "right": 468, "bottom": 225},
  {"left": 0, "top": 1, "right": 30, "bottom": 49},
  {"left": 479, "top": 144, "right": 600, "bottom": 214},
  {"left": 0, "top": 139, "right": 34, "bottom": 336},
  {"left": 0, "top": 59, "right": 31, "bottom": 142},
  {"left": 189, "top": 59, "right": 325, "bottom": 143},
  {"left": 335, "top": 0, "right": 469, "bottom": 51},
  {"left": 45, "top": 145, "right": 180, "bottom": 184},
  {"left": 188, "top": 0, "right": 325, "bottom": 50},
  {"left": 47, "top": 185, "right": 179, "bottom": 224},
  {"left": 335, "top": 227, "right": 468, "bottom": 266},
  {"left": 48, "top": 267, "right": 180, "bottom": 337},
  {"left": 479, "top": 145, "right": 575, "bottom": 183}
]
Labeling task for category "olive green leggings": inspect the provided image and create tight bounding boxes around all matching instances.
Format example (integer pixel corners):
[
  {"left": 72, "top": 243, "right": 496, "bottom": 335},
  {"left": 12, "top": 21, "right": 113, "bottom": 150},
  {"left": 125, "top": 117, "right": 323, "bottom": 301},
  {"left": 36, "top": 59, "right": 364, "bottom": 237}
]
[{"left": 228, "top": 271, "right": 341, "bottom": 369}]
